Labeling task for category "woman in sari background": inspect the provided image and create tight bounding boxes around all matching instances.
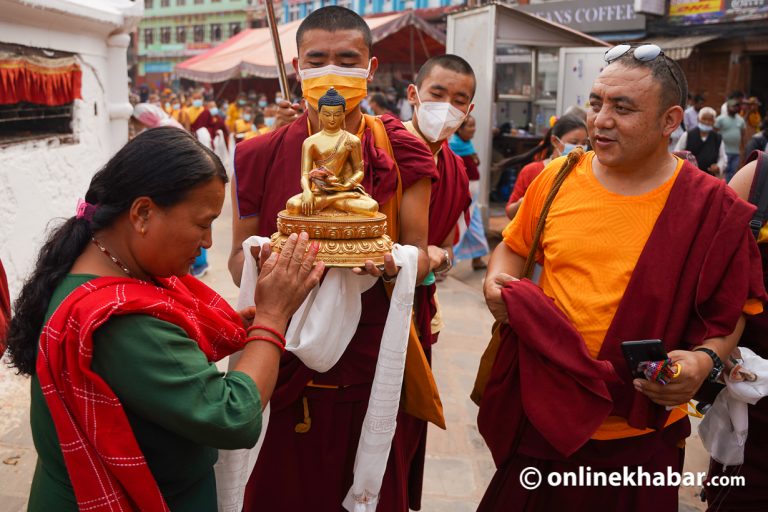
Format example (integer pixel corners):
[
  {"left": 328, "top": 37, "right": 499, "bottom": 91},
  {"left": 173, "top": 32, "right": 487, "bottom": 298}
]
[{"left": 5, "top": 127, "right": 323, "bottom": 511}]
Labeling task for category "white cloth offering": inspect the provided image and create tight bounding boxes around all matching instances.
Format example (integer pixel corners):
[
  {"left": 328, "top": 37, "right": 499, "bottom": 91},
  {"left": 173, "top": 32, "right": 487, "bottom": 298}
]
[{"left": 699, "top": 347, "right": 768, "bottom": 466}]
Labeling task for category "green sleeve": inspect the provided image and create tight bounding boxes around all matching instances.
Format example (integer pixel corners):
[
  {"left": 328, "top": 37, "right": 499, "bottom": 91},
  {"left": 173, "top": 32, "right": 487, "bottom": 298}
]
[{"left": 90, "top": 315, "right": 262, "bottom": 450}]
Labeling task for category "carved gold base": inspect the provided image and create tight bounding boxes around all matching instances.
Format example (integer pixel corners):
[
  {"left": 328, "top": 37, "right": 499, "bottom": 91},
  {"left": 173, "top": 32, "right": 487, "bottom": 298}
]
[{"left": 271, "top": 209, "right": 393, "bottom": 267}]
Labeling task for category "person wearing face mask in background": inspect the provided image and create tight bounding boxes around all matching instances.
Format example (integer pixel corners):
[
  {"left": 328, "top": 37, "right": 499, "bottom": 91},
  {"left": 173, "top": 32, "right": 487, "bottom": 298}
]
[
  {"left": 400, "top": 54, "right": 474, "bottom": 510},
  {"left": 232, "top": 7, "right": 440, "bottom": 512},
  {"left": 227, "top": 92, "right": 248, "bottom": 132},
  {"left": 235, "top": 105, "right": 256, "bottom": 143},
  {"left": 191, "top": 101, "right": 230, "bottom": 149},
  {"left": 186, "top": 90, "right": 206, "bottom": 125},
  {"left": 262, "top": 103, "right": 278, "bottom": 130},
  {"left": 675, "top": 106, "right": 726, "bottom": 177},
  {"left": 506, "top": 114, "right": 588, "bottom": 219}
]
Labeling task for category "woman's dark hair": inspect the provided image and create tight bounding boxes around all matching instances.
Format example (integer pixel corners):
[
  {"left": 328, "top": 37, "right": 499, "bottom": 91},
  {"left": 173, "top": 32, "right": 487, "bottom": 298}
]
[
  {"left": 6, "top": 127, "right": 227, "bottom": 375},
  {"left": 503, "top": 114, "right": 587, "bottom": 169}
]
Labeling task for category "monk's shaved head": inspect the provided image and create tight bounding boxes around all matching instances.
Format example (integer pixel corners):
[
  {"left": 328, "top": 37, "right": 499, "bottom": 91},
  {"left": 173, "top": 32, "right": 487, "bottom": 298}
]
[{"left": 296, "top": 6, "right": 372, "bottom": 54}]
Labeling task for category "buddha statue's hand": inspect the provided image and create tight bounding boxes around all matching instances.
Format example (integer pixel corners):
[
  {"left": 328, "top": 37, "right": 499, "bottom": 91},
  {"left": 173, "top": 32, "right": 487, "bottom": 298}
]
[{"left": 301, "top": 189, "right": 315, "bottom": 216}]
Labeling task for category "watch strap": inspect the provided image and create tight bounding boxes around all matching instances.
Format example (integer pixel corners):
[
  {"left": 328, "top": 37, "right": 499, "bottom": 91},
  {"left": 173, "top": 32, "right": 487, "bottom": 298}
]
[{"left": 693, "top": 347, "right": 724, "bottom": 382}]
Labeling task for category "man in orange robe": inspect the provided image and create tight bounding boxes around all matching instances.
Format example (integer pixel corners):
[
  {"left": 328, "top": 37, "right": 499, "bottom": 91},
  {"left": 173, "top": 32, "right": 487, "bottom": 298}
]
[{"left": 479, "top": 45, "right": 766, "bottom": 511}]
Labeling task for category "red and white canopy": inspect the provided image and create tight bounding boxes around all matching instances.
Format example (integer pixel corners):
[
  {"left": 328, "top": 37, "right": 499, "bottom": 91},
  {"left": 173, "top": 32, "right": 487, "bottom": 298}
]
[{"left": 176, "top": 11, "right": 446, "bottom": 83}]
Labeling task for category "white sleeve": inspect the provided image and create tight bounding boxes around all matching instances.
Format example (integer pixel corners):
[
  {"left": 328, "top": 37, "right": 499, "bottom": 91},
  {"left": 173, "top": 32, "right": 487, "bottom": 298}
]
[
  {"left": 674, "top": 132, "right": 688, "bottom": 152},
  {"left": 718, "top": 142, "right": 728, "bottom": 172}
]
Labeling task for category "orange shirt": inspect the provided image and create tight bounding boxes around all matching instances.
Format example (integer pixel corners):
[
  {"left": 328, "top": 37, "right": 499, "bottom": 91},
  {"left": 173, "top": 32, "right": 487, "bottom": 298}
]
[{"left": 503, "top": 152, "right": 688, "bottom": 440}]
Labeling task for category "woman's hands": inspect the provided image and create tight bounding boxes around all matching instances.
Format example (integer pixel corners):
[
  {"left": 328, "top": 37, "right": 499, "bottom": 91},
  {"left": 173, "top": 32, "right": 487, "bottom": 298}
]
[{"left": 253, "top": 232, "right": 324, "bottom": 330}]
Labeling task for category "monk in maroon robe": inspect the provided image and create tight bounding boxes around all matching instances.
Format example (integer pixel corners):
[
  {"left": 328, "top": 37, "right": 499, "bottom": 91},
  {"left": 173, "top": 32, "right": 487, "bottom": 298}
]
[
  {"left": 480, "top": 49, "right": 766, "bottom": 511},
  {"left": 190, "top": 101, "right": 229, "bottom": 144},
  {"left": 229, "top": 8, "right": 436, "bottom": 511},
  {"left": 704, "top": 151, "right": 768, "bottom": 511},
  {"left": 400, "top": 54, "right": 475, "bottom": 509}
]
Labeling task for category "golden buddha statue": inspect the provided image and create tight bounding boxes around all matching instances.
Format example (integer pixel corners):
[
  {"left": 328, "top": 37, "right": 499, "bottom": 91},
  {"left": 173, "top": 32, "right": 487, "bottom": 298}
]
[
  {"left": 286, "top": 88, "right": 379, "bottom": 217},
  {"left": 271, "top": 87, "right": 392, "bottom": 267}
]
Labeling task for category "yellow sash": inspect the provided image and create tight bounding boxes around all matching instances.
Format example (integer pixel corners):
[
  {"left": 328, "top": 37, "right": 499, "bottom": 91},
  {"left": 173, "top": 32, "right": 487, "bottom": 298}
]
[{"left": 363, "top": 114, "right": 446, "bottom": 429}]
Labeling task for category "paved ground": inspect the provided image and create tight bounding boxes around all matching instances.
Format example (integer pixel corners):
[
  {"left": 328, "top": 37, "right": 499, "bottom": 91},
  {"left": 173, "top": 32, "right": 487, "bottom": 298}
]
[{"left": 0, "top": 191, "right": 709, "bottom": 511}]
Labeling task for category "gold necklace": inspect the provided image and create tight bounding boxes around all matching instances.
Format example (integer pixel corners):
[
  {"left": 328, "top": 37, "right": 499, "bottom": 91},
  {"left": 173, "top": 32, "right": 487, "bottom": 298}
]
[{"left": 91, "top": 237, "right": 132, "bottom": 277}]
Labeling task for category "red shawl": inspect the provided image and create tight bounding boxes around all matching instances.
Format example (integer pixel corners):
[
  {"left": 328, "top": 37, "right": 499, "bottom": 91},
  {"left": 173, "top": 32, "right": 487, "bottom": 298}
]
[
  {"left": 37, "top": 275, "right": 247, "bottom": 511},
  {"left": 478, "top": 280, "right": 620, "bottom": 464},
  {"left": 414, "top": 144, "right": 471, "bottom": 345},
  {"left": 0, "top": 259, "right": 10, "bottom": 355}
]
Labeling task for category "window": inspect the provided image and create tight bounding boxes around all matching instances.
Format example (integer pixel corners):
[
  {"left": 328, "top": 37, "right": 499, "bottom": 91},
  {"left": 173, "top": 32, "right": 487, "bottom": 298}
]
[
  {"left": 289, "top": 4, "right": 300, "bottom": 20},
  {"left": 536, "top": 48, "right": 558, "bottom": 100},
  {"left": 160, "top": 27, "right": 172, "bottom": 44},
  {"left": 210, "top": 24, "right": 222, "bottom": 42},
  {"left": 161, "top": 0, "right": 170, "bottom": 6},
  {"left": 194, "top": 0, "right": 204, "bottom": 4},
  {"left": 0, "top": 103, "right": 75, "bottom": 146},
  {"left": 176, "top": 25, "right": 187, "bottom": 43},
  {"left": 229, "top": 22, "right": 242, "bottom": 37},
  {"left": 177, "top": 0, "right": 186, "bottom": 4},
  {"left": 496, "top": 44, "right": 532, "bottom": 97},
  {"left": 193, "top": 25, "right": 205, "bottom": 42},
  {"left": 0, "top": 45, "right": 77, "bottom": 146},
  {"left": 144, "top": 0, "right": 153, "bottom": 8},
  {"left": 144, "top": 28, "right": 154, "bottom": 47}
]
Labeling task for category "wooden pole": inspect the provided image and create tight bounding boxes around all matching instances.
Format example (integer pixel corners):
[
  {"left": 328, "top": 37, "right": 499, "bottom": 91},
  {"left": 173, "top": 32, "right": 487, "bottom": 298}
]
[{"left": 265, "top": 0, "right": 290, "bottom": 100}]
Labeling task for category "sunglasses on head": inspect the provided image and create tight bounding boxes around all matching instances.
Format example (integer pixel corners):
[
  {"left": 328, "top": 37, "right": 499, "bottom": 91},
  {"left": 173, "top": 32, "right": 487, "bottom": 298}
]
[{"left": 604, "top": 44, "right": 683, "bottom": 107}]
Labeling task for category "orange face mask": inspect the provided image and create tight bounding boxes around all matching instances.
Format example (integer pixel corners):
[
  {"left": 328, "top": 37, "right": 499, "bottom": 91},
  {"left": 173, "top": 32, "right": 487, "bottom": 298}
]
[{"left": 298, "top": 62, "right": 371, "bottom": 112}]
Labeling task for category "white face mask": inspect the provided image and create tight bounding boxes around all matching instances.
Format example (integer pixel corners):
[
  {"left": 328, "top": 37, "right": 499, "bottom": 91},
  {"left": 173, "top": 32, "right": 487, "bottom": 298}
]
[{"left": 414, "top": 89, "right": 468, "bottom": 143}]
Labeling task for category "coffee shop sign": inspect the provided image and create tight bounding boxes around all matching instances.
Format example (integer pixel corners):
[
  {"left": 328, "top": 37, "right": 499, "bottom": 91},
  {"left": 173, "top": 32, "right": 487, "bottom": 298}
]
[{"left": 517, "top": 0, "right": 646, "bottom": 33}]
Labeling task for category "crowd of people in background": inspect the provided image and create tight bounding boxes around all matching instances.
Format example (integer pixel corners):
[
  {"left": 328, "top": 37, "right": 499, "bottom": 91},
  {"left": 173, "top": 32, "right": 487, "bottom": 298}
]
[{"left": 675, "top": 90, "right": 767, "bottom": 181}]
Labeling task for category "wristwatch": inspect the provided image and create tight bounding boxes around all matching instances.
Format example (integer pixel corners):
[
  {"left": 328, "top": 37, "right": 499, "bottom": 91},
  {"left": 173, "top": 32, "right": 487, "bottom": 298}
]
[
  {"left": 434, "top": 249, "right": 452, "bottom": 274},
  {"left": 693, "top": 347, "right": 724, "bottom": 383}
]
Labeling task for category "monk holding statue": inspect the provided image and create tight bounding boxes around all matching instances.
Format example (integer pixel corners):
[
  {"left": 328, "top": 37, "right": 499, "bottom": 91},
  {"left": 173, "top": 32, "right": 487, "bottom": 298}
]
[{"left": 273, "top": 87, "right": 391, "bottom": 266}]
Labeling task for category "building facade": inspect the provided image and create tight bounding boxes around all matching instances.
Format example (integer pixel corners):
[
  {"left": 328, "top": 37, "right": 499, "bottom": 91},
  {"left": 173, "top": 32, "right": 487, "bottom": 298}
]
[
  {"left": 279, "top": 0, "right": 463, "bottom": 23},
  {"left": 136, "top": 0, "right": 257, "bottom": 87}
]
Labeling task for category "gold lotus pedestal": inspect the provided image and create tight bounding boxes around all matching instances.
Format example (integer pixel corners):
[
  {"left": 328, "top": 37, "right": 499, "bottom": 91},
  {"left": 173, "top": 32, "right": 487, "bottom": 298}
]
[{"left": 271, "top": 208, "right": 393, "bottom": 267}]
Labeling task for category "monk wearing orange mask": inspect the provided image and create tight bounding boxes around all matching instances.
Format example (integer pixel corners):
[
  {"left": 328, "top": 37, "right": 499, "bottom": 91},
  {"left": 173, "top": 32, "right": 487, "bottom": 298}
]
[{"left": 231, "top": 6, "right": 441, "bottom": 511}]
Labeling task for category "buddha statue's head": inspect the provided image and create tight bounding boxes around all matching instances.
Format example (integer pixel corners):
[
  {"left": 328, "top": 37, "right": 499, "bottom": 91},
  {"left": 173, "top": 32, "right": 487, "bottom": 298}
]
[{"left": 318, "top": 87, "right": 346, "bottom": 131}]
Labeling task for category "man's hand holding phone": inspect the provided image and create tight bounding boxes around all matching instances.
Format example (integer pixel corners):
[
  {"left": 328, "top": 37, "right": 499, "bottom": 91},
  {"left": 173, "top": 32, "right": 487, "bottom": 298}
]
[{"left": 633, "top": 349, "right": 714, "bottom": 407}]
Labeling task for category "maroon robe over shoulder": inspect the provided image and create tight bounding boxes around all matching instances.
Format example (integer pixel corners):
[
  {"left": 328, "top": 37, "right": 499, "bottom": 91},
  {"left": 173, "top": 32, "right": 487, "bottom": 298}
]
[
  {"left": 478, "top": 162, "right": 766, "bottom": 512},
  {"left": 234, "top": 111, "right": 437, "bottom": 511},
  {"left": 413, "top": 142, "right": 471, "bottom": 347}
]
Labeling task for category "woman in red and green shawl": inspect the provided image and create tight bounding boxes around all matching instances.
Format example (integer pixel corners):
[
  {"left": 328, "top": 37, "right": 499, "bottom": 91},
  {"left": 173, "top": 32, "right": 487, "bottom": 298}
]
[{"left": 4, "top": 127, "right": 323, "bottom": 512}]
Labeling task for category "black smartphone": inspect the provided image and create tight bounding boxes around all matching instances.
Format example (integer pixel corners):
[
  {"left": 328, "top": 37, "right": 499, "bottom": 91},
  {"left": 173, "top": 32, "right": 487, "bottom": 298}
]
[{"left": 621, "top": 339, "right": 668, "bottom": 379}]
